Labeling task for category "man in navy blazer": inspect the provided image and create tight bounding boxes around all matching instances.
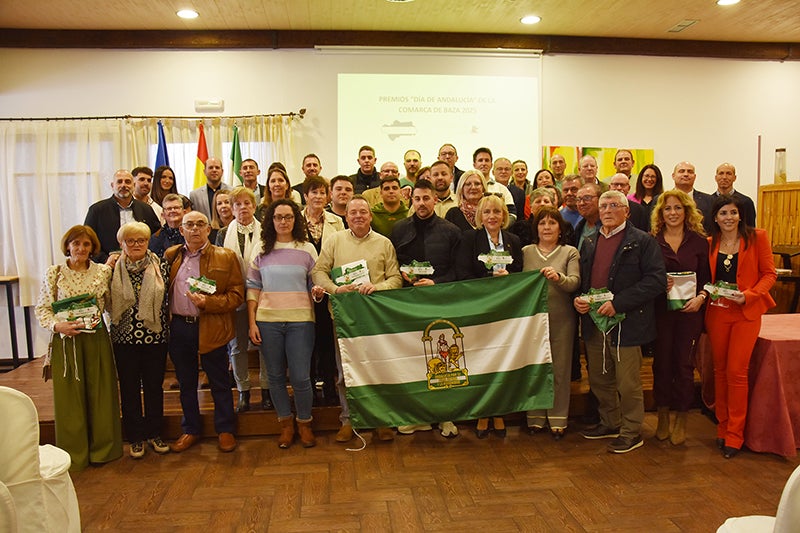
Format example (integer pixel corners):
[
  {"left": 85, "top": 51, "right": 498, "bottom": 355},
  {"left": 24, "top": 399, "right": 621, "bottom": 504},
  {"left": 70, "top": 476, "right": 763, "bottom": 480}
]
[
  {"left": 711, "top": 163, "right": 757, "bottom": 227},
  {"left": 84, "top": 169, "right": 160, "bottom": 263},
  {"left": 671, "top": 161, "right": 714, "bottom": 234}
]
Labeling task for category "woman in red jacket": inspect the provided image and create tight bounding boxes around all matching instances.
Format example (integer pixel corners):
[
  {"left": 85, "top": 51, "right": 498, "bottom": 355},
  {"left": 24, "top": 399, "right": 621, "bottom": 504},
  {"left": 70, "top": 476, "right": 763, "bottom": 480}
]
[{"left": 706, "top": 195, "right": 776, "bottom": 459}]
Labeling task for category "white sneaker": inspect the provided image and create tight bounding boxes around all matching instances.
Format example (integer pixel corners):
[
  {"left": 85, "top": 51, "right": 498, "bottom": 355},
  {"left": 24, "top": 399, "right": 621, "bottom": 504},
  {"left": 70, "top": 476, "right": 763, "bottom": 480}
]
[
  {"left": 129, "top": 441, "right": 145, "bottom": 459},
  {"left": 397, "top": 424, "right": 433, "bottom": 435},
  {"left": 440, "top": 421, "right": 459, "bottom": 438}
]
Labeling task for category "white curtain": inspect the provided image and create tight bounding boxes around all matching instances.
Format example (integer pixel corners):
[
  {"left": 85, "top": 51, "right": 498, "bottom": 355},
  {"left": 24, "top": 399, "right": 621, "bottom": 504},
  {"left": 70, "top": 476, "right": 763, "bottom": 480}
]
[{"left": 0, "top": 115, "right": 295, "bottom": 308}]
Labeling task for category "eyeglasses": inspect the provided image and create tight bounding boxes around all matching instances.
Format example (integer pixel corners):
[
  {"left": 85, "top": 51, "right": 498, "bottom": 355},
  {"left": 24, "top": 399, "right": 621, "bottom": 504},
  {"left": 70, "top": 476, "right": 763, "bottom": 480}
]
[
  {"left": 599, "top": 203, "right": 625, "bottom": 211},
  {"left": 163, "top": 206, "right": 183, "bottom": 212},
  {"left": 124, "top": 238, "right": 148, "bottom": 246},
  {"left": 576, "top": 195, "right": 598, "bottom": 204},
  {"left": 273, "top": 215, "right": 295, "bottom": 222},
  {"left": 182, "top": 221, "right": 208, "bottom": 229}
]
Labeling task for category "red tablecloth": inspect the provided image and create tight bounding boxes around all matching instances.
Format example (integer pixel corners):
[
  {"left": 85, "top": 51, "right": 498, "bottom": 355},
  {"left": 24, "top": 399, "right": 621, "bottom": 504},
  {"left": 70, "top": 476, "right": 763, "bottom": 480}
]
[{"left": 698, "top": 314, "right": 800, "bottom": 457}]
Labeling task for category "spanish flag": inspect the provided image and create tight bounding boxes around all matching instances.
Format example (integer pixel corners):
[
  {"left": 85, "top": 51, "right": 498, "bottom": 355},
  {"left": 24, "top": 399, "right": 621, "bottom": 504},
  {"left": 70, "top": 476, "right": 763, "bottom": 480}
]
[{"left": 193, "top": 122, "right": 208, "bottom": 189}]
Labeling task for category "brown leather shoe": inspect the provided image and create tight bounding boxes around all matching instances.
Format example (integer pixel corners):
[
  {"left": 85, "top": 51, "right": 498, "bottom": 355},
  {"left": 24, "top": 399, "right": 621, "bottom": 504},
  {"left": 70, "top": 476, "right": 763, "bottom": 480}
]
[
  {"left": 374, "top": 427, "right": 395, "bottom": 442},
  {"left": 218, "top": 432, "right": 237, "bottom": 452},
  {"left": 335, "top": 423, "right": 354, "bottom": 443},
  {"left": 170, "top": 433, "right": 200, "bottom": 453}
]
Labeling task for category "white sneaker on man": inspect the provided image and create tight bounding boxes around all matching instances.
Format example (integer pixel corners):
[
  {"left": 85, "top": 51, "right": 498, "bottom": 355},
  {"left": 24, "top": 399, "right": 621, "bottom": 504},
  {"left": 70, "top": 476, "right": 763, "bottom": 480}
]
[{"left": 397, "top": 424, "right": 433, "bottom": 435}]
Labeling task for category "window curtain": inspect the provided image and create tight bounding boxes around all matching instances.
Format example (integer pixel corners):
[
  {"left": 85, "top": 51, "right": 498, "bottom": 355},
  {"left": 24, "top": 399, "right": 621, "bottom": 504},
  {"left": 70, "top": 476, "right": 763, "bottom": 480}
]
[{"left": 0, "top": 115, "right": 295, "bottom": 307}]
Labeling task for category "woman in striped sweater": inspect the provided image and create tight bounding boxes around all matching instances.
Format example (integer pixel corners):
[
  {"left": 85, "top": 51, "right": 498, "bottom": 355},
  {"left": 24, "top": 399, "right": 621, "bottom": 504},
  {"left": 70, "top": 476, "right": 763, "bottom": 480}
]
[{"left": 247, "top": 199, "right": 325, "bottom": 449}]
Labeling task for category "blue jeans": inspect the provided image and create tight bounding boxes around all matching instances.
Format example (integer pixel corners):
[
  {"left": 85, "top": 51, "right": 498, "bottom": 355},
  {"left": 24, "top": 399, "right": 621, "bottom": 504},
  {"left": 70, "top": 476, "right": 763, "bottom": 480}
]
[
  {"left": 169, "top": 318, "right": 235, "bottom": 435},
  {"left": 257, "top": 321, "right": 315, "bottom": 420}
]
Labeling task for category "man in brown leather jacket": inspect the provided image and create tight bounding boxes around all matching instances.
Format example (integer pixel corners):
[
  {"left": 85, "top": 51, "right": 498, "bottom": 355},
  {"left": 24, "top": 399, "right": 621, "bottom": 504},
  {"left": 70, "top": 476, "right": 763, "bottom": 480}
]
[{"left": 164, "top": 210, "right": 244, "bottom": 453}]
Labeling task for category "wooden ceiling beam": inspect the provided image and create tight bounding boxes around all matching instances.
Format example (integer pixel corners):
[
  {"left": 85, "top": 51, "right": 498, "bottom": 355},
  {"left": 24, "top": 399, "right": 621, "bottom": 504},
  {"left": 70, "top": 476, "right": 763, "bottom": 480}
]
[{"left": 1, "top": 29, "right": 797, "bottom": 61}]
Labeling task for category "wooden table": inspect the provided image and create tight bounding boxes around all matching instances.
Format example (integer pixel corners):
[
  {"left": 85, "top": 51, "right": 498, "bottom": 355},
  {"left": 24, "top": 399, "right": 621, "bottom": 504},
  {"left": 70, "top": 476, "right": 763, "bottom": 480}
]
[
  {"left": 0, "top": 276, "right": 34, "bottom": 368},
  {"left": 773, "top": 245, "right": 800, "bottom": 312}
]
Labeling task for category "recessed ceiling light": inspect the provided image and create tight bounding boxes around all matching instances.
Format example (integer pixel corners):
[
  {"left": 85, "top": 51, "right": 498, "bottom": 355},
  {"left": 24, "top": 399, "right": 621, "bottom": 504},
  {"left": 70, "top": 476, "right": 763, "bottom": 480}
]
[
  {"left": 717, "top": 0, "right": 740, "bottom": 5},
  {"left": 177, "top": 9, "right": 199, "bottom": 19},
  {"left": 386, "top": 0, "right": 414, "bottom": 3},
  {"left": 520, "top": 15, "right": 541, "bottom": 25}
]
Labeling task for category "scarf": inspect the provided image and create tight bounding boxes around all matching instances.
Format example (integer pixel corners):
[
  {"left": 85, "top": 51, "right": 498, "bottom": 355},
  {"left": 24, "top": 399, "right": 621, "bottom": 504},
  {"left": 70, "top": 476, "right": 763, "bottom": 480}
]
[
  {"left": 110, "top": 250, "right": 165, "bottom": 333},
  {"left": 223, "top": 218, "right": 262, "bottom": 275},
  {"left": 459, "top": 201, "right": 478, "bottom": 228}
]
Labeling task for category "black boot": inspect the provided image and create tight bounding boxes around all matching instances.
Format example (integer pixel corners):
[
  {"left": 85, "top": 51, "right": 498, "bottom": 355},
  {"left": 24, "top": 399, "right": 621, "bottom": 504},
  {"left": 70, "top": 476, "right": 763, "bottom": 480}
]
[
  {"left": 261, "top": 390, "right": 274, "bottom": 410},
  {"left": 236, "top": 390, "right": 251, "bottom": 413}
]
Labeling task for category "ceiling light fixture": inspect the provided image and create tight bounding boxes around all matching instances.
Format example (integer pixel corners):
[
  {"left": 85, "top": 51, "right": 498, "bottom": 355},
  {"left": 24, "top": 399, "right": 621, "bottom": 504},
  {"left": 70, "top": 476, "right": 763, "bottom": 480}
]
[
  {"left": 177, "top": 9, "right": 199, "bottom": 19},
  {"left": 385, "top": 0, "right": 414, "bottom": 3},
  {"left": 520, "top": 15, "right": 541, "bottom": 25},
  {"left": 717, "top": 0, "right": 740, "bottom": 5}
]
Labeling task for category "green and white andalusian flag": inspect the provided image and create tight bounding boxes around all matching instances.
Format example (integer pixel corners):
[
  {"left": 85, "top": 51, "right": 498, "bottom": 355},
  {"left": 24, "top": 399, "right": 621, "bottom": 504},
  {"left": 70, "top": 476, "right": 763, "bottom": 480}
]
[{"left": 330, "top": 271, "right": 553, "bottom": 428}]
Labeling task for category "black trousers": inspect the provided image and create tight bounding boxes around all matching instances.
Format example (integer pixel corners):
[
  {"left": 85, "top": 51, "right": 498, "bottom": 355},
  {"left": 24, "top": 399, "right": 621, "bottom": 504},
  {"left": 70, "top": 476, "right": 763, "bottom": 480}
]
[{"left": 113, "top": 342, "right": 167, "bottom": 442}]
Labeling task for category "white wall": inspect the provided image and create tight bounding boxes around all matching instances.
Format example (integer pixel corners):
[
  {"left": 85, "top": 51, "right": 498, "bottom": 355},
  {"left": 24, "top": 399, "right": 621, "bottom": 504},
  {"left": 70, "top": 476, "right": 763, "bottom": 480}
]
[{"left": 2, "top": 47, "right": 800, "bottom": 357}]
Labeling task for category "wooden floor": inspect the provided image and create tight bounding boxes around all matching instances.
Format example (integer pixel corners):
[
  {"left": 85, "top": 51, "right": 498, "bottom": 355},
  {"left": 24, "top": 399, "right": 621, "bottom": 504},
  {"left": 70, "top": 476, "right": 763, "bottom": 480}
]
[
  {"left": 70, "top": 413, "right": 798, "bottom": 532},
  {"left": 3, "top": 359, "right": 799, "bottom": 531}
]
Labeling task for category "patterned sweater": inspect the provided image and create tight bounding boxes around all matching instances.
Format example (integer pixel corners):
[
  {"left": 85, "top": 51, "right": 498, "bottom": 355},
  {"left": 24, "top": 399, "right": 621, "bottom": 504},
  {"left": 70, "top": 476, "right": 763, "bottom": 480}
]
[{"left": 246, "top": 240, "right": 318, "bottom": 323}]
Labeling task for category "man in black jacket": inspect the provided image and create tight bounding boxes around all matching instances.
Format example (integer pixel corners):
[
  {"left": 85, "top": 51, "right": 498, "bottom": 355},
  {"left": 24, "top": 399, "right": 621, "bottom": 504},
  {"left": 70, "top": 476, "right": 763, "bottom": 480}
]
[
  {"left": 390, "top": 180, "right": 461, "bottom": 287},
  {"left": 573, "top": 190, "right": 666, "bottom": 454},
  {"left": 84, "top": 169, "right": 160, "bottom": 263},
  {"left": 348, "top": 145, "right": 380, "bottom": 194}
]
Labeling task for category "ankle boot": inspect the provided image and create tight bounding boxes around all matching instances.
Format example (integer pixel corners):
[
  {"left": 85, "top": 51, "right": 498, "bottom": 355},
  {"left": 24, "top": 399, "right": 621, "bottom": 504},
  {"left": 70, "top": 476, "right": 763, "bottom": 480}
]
[
  {"left": 296, "top": 418, "right": 317, "bottom": 448},
  {"left": 670, "top": 411, "right": 687, "bottom": 445},
  {"left": 278, "top": 416, "right": 295, "bottom": 449},
  {"left": 236, "top": 390, "right": 251, "bottom": 413},
  {"left": 655, "top": 407, "right": 670, "bottom": 441},
  {"left": 261, "top": 390, "right": 274, "bottom": 410}
]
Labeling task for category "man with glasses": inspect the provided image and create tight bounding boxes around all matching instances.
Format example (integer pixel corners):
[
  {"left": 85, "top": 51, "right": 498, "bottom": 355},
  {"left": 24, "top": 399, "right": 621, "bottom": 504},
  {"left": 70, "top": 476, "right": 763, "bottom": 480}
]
[
  {"left": 573, "top": 190, "right": 665, "bottom": 454},
  {"left": 363, "top": 161, "right": 401, "bottom": 207},
  {"left": 608, "top": 173, "right": 649, "bottom": 231},
  {"left": 438, "top": 143, "right": 464, "bottom": 188},
  {"left": 165, "top": 211, "right": 245, "bottom": 454},
  {"left": 149, "top": 193, "right": 186, "bottom": 256},
  {"left": 85, "top": 169, "right": 161, "bottom": 263},
  {"left": 573, "top": 182, "right": 602, "bottom": 252}
]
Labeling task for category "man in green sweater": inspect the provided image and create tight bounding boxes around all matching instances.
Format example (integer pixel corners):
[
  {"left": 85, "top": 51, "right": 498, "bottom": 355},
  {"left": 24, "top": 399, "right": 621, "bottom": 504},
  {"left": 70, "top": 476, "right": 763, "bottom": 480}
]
[{"left": 371, "top": 176, "right": 409, "bottom": 237}]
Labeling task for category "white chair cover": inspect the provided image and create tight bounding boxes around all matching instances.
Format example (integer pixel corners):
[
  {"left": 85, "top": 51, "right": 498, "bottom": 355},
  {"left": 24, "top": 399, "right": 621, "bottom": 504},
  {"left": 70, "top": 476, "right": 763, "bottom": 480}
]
[
  {"left": 0, "top": 386, "right": 80, "bottom": 533},
  {"left": 717, "top": 462, "right": 800, "bottom": 533},
  {"left": 0, "top": 480, "right": 19, "bottom": 533}
]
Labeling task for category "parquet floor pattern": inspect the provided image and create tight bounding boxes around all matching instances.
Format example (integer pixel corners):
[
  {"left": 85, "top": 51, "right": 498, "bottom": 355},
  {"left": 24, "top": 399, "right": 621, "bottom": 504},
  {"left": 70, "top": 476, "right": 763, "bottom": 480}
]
[{"left": 72, "top": 412, "right": 799, "bottom": 532}]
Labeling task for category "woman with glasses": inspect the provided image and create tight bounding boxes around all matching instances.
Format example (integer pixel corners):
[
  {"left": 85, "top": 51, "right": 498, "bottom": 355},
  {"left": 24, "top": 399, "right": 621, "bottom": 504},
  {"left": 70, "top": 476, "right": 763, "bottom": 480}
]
[
  {"left": 107, "top": 222, "right": 171, "bottom": 459},
  {"left": 630, "top": 164, "right": 664, "bottom": 216},
  {"left": 247, "top": 199, "right": 324, "bottom": 449},
  {"left": 445, "top": 169, "right": 488, "bottom": 232},
  {"left": 35, "top": 225, "right": 123, "bottom": 471}
]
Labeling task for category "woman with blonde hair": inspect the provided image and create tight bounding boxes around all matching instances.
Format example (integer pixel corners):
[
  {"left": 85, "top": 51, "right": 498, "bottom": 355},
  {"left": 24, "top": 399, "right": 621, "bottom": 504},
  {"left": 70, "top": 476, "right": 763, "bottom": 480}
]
[
  {"left": 210, "top": 189, "right": 234, "bottom": 244},
  {"left": 108, "top": 222, "right": 171, "bottom": 458},
  {"left": 456, "top": 194, "right": 523, "bottom": 439},
  {"left": 445, "top": 169, "right": 488, "bottom": 232},
  {"left": 649, "top": 190, "right": 710, "bottom": 445}
]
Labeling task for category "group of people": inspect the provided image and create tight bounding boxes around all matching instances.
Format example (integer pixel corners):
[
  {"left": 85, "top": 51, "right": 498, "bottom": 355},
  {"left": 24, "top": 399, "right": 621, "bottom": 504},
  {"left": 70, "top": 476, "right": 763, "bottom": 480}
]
[{"left": 34, "top": 143, "right": 777, "bottom": 471}]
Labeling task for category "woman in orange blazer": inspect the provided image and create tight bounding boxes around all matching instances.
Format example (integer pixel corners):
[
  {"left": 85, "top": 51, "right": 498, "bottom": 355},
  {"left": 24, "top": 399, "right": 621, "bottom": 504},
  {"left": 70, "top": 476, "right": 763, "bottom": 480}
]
[{"left": 706, "top": 194, "right": 776, "bottom": 459}]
